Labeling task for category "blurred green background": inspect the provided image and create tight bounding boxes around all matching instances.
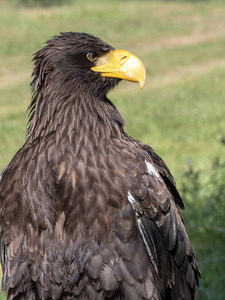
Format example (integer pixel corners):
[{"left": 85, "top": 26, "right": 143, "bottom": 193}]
[{"left": 0, "top": 0, "right": 225, "bottom": 299}]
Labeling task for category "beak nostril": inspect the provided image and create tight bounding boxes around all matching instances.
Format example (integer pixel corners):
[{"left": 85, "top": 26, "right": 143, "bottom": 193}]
[{"left": 121, "top": 56, "right": 128, "bottom": 63}]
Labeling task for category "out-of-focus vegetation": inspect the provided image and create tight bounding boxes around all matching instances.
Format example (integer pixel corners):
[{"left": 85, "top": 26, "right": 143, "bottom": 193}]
[
  {"left": 0, "top": 0, "right": 225, "bottom": 299},
  {"left": 10, "top": 0, "right": 72, "bottom": 7},
  {"left": 181, "top": 158, "right": 225, "bottom": 299}
]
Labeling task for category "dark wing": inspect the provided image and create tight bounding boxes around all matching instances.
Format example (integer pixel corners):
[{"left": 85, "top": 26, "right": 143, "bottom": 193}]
[
  {"left": 0, "top": 165, "right": 8, "bottom": 273},
  {"left": 0, "top": 146, "right": 66, "bottom": 298},
  {"left": 127, "top": 143, "right": 200, "bottom": 300},
  {"left": 142, "top": 143, "right": 185, "bottom": 210},
  {"left": 0, "top": 143, "right": 96, "bottom": 299}
]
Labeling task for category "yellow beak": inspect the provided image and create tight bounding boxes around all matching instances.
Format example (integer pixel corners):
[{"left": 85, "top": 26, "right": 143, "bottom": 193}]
[{"left": 91, "top": 50, "right": 146, "bottom": 89}]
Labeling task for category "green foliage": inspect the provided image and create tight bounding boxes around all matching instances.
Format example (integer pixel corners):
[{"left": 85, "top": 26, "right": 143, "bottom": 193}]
[
  {"left": 181, "top": 154, "right": 225, "bottom": 300},
  {"left": 12, "top": 0, "right": 72, "bottom": 7}
]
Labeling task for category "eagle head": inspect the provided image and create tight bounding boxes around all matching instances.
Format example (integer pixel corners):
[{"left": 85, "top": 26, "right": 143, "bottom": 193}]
[{"left": 31, "top": 32, "right": 146, "bottom": 99}]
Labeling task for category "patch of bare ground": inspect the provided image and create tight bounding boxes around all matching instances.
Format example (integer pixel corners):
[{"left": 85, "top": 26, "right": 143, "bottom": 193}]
[
  {"left": 150, "top": 58, "right": 225, "bottom": 89},
  {"left": 20, "top": 6, "right": 64, "bottom": 18},
  {"left": 138, "top": 28, "right": 225, "bottom": 52},
  {"left": 0, "top": 71, "right": 30, "bottom": 89}
]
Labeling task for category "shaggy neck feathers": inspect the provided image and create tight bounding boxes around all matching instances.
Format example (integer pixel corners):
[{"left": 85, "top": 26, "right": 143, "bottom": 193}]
[{"left": 26, "top": 84, "right": 125, "bottom": 149}]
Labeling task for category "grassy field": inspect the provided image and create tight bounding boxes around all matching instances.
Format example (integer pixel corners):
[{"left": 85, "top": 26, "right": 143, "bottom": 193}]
[{"left": 0, "top": 0, "right": 225, "bottom": 299}]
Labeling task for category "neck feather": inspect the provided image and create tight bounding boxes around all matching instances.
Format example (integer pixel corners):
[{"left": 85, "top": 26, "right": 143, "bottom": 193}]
[{"left": 26, "top": 87, "right": 126, "bottom": 148}]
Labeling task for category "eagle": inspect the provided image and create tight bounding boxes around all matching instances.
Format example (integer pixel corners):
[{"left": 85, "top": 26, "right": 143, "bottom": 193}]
[{"left": 0, "top": 32, "right": 200, "bottom": 300}]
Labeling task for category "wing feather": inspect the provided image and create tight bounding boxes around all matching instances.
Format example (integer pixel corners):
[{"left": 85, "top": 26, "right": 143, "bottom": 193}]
[{"left": 127, "top": 143, "right": 200, "bottom": 299}]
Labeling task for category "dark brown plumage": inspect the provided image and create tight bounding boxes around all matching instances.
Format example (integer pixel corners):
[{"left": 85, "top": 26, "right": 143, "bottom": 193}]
[{"left": 0, "top": 32, "right": 200, "bottom": 299}]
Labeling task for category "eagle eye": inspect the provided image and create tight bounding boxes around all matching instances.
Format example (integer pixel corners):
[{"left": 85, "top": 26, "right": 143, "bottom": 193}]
[{"left": 87, "top": 52, "right": 99, "bottom": 62}]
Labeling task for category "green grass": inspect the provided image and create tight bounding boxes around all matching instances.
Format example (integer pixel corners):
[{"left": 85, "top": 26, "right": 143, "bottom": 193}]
[{"left": 1, "top": 0, "right": 225, "bottom": 299}]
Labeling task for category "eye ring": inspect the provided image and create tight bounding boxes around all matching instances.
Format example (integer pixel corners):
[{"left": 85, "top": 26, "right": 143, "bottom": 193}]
[{"left": 87, "top": 52, "right": 99, "bottom": 62}]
